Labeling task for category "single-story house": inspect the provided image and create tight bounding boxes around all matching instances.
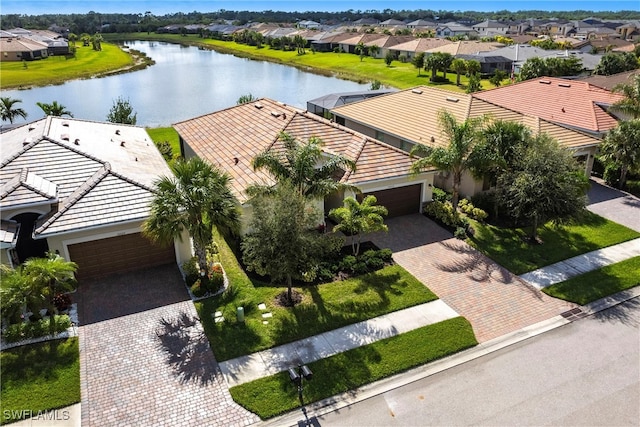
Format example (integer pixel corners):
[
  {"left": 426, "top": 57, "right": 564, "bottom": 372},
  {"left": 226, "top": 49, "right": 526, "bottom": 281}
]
[
  {"left": 454, "top": 54, "right": 513, "bottom": 74},
  {"left": 0, "top": 117, "right": 191, "bottom": 280},
  {"left": 425, "top": 41, "right": 504, "bottom": 56},
  {"left": 173, "top": 99, "right": 436, "bottom": 226},
  {"left": 390, "top": 38, "right": 453, "bottom": 60},
  {"left": 0, "top": 35, "right": 48, "bottom": 61},
  {"left": 307, "top": 89, "right": 397, "bottom": 117},
  {"left": 471, "top": 20, "right": 510, "bottom": 36},
  {"left": 331, "top": 85, "right": 607, "bottom": 199}
]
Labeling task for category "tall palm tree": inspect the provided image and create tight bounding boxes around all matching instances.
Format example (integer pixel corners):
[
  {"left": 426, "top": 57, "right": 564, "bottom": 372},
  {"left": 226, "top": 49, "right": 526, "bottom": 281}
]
[
  {"left": 21, "top": 253, "right": 77, "bottom": 336},
  {"left": 143, "top": 157, "right": 240, "bottom": 276},
  {"left": 451, "top": 58, "right": 467, "bottom": 86},
  {"left": 36, "top": 101, "right": 73, "bottom": 117},
  {"left": 329, "top": 195, "right": 388, "bottom": 256},
  {"left": 599, "top": 119, "right": 640, "bottom": 189},
  {"left": 410, "top": 110, "right": 486, "bottom": 208},
  {"left": 613, "top": 74, "right": 640, "bottom": 119},
  {"left": 248, "top": 132, "right": 357, "bottom": 199},
  {"left": 0, "top": 97, "right": 28, "bottom": 124}
]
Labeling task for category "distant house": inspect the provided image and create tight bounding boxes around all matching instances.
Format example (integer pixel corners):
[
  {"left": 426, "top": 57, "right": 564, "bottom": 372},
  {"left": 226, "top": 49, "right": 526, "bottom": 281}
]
[
  {"left": 390, "top": 38, "right": 453, "bottom": 60},
  {"left": 455, "top": 54, "right": 513, "bottom": 74},
  {"left": 297, "top": 20, "right": 321, "bottom": 30},
  {"left": 577, "top": 69, "right": 640, "bottom": 91},
  {"left": 406, "top": 19, "right": 437, "bottom": 30},
  {"left": 0, "top": 34, "right": 48, "bottom": 61},
  {"left": 379, "top": 19, "right": 406, "bottom": 28},
  {"left": 425, "top": 41, "right": 504, "bottom": 56},
  {"left": 471, "top": 20, "right": 510, "bottom": 36},
  {"left": 306, "top": 89, "right": 397, "bottom": 117},
  {"left": 174, "top": 99, "right": 435, "bottom": 222},
  {"left": 331, "top": 85, "right": 607, "bottom": 198},
  {"left": 0, "top": 117, "right": 191, "bottom": 279},
  {"left": 435, "top": 22, "right": 478, "bottom": 38}
]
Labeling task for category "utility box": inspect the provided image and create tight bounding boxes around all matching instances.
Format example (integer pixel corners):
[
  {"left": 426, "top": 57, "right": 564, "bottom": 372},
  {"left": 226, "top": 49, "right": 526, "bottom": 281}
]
[{"left": 236, "top": 306, "right": 245, "bottom": 323}]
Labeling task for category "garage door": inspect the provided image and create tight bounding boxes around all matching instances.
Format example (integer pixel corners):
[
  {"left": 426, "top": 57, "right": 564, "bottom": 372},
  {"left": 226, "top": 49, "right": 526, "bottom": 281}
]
[
  {"left": 362, "top": 184, "right": 422, "bottom": 218},
  {"left": 68, "top": 233, "right": 176, "bottom": 280}
]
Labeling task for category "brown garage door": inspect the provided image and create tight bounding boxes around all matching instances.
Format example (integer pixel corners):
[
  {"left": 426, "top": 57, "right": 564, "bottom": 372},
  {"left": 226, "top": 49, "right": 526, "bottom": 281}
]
[
  {"left": 68, "top": 233, "right": 176, "bottom": 280},
  {"left": 363, "top": 184, "right": 422, "bottom": 218}
]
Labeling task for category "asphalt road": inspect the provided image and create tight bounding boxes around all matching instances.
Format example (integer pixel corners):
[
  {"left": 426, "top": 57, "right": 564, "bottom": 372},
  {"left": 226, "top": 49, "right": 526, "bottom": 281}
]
[{"left": 312, "top": 297, "right": 640, "bottom": 427}]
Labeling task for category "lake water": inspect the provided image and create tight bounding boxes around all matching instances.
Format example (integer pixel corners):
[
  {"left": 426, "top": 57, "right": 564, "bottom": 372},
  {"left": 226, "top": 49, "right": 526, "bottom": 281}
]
[{"left": 2, "top": 40, "right": 368, "bottom": 128}]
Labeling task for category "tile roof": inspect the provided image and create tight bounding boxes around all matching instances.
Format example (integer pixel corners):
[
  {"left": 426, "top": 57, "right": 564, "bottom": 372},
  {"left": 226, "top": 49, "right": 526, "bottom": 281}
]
[
  {"left": 390, "top": 38, "right": 453, "bottom": 53},
  {"left": 425, "top": 41, "right": 504, "bottom": 55},
  {"left": 0, "top": 220, "right": 20, "bottom": 248},
  {"left": 174, "top": 99, "right": 422, "bottom": 203},
  {"left": 0, "top": 117, "right": 171, "bottom": 237},
  {"left": 331, "top": 85, "right": 602, "bottom": 151},
  {"left": 0, "top": 168, "right": 58, "bottom": 209},
  {"left": 472, "top": 77, "right": 624, "bottom": 134},
  {"left": 577, "top": 69, "right": 640, "bottom": 91}
]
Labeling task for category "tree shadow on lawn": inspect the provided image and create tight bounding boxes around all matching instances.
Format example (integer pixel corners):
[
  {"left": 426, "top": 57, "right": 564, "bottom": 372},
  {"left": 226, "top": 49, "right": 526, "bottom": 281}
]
[
  {"left": 155, "top": 311, "right": 223, "bottom": 386},
  {"left": 1, "top": 338, "right": 77, "bottom": 384}
]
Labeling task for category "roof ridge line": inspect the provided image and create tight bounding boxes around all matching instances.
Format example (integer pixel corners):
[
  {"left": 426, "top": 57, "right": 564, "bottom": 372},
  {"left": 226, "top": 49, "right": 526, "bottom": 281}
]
[
  {"left": 0, "top": 169, "right": 24, "bottom": 199},
  {"left": 0, "top": 137, "right": 43, "bottom": 169},
  {"left": 18, "top": 168, "right": 57, "bottom": 200}
]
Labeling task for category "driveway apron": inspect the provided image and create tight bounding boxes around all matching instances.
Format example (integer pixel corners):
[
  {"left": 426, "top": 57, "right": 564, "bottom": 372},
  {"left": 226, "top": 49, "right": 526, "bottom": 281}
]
[
  {"left": 370, "top": 215, "right": 575, "bottom": 343},
  {"left": 587, "top": 178, "right": 640, "bottom": 232},
  {"left": 76, "top": 264, "right": 258, "bottom": 427}
]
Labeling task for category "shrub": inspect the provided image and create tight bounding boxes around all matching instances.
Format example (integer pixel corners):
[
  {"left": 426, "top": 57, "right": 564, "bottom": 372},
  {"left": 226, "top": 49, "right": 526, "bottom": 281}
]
[
  {"left": 339, "top": 255, "right": 357, "bottom": 272},
  {"left": 2, "top": 315, "right": 71, "bottom": 343},
  {"left": 53, "top": 293, "right": 72, "bottom": 311},
  {"left": 603, "top": 164, "right": 620, "bottom": 187},
  {"left": 182, "top": 257, "right": 200, "bottom": 286},
  {"left": 470, "top": 191, "right": 497, "bottom": 218},
  {"left": 626, "top": 180, "right": 640, "bottom": 197},
  {"left": 190, "top": 280, "right": 207, "bottom": 298},
  {"left": 352, "top": 262, "right": 369, "bottom": 275},
  {"left": 398, "top": 54, "right": 408, "bottom": 63},
  {"left": 377, "top": 248, "right": 393, "bottom": 262},
  {"left": 431, "top": 187, "right": 450, "bottom": 202},
  {"left": 154, "top": 140, "right": 173, "bottom": 162},
  {"left": 471, "top": 207, "right": 488, "bottom": 221},
  {"left": 208, "top": 271, "right": 224, "bottom": 293},
  {"left": 365, "top": 256, "right": 385, "bottom": 270},
  {"left": 454, "top": 227, "right": 468, "bottom": 239},
  {"left": 424, "top": 200, "right": 459, "bottom": 228}
]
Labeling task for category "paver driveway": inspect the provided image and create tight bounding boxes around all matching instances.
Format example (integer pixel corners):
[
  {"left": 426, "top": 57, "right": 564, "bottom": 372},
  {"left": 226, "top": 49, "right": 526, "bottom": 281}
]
[
  {"left": 370, "top": 215, "right": 575, "bottom": 343},
  {"left": 76, "top": 264, "right": 258, "bottom": 427},
  {"left": 587, "top": 178, "right": 640, "bottom": 232}
]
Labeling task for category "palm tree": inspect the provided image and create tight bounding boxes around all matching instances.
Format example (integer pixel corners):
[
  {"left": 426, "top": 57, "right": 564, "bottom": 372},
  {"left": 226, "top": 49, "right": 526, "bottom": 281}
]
[
  {"left": 143, "top": 157, "right": 241, "bottom": 276},
  {"left": 0, "top": 97, "right": 28, "bottom": 124},
  {"left": 249, "top": 132, "right": 357, "bottom": 199},
  {"left": 424, "top": 53, "right": 439, "bottom": 81},
  {"left": 439, "top": 52, "right": 454, "bottom": 80},
  {"left": 355, "top": 42, "right": 367, "bottom": 61},
  {"left": 36, "top": 101, "right": 73, "bottom": 117},
  {"left": 329, "top": 195, "right": 388, "bottom": 256},
  {"left": 410, "top": 110, "right": 487, "bottom": 208},
  {"left": 368, "top": 44, "right": 380, "bottom": 58},
  {"left": 613, "top": 74, "right": 640, "bottom": 119},
  {"left": 599, "top": 119, "right": 640, "bottom": 189},
  {"left": 21, "top": 253, "right": 77, "bottom": 336},
  {"left": 293, "top": 34, "right": 306, "bottom": 54},
  {"left": 451, "top": 58, "right": 467, "bottom": 86}
]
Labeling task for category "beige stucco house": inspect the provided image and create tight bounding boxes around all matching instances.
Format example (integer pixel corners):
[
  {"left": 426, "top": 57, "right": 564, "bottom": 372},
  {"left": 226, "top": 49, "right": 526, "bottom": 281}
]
[
  {"left": 173, "top": 99, "right": 435, "bottom": 230},
  {"left": 331, "top": 85, "right": 607, "bottom": 199},
  {"left": 0, "top": 117, "right": 191, "bottom": 280}
]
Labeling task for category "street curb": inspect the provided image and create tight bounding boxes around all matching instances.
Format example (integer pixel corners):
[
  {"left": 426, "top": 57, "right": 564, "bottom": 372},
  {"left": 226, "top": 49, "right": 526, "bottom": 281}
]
[{"left": 253, "top": 287, "right": 640, "bottom": 427}]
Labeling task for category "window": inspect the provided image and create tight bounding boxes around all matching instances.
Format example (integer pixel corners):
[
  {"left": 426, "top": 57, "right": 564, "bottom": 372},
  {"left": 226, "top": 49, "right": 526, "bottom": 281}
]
[{"left": 375, "top": 131, "right": 385, "bottom": 142}]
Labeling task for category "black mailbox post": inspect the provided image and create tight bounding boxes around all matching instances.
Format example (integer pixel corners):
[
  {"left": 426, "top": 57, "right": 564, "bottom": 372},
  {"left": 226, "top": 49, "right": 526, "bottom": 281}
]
[{"left": 289, "top": 364, "right": 313, "bottom": 406}]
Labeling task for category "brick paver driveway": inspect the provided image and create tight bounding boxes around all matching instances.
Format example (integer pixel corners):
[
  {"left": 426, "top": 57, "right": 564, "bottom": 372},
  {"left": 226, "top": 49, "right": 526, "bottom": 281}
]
[
  {"left": 76, "top": 264, "right": 258, "bottom": 427},
  {"left": 370, "top": 215, "right": 575, "bottom": 343}
]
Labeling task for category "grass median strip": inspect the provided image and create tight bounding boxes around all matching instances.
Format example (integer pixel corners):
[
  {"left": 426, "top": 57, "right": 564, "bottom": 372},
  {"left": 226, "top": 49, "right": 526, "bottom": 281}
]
[
  {"left": 543, "top": 256, "right": 640, "bottom": 305},
  {"left": 0, "top": 338, "right": 80, "bottom": 425},
  {"left": 229, "top": 316, "right": 477, "bottom": 419},
  {"left": 468, "top": 212, "right": 640, "bottom": 275}
]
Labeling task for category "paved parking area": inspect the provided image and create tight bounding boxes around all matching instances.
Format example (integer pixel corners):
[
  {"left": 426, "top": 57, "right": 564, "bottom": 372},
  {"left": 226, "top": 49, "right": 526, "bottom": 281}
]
[
  {"left": 76, "top": 264, "right": 258, "bottom": 427},
  {"left": 370, "top": 215, "right": 575, "bottom": 343}
]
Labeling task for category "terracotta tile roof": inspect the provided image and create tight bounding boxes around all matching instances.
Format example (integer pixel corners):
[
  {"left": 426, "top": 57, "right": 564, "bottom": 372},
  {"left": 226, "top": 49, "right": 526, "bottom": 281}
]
[
  {"left": 577, "top": 69, "right": 640, "bottom": 91},
  {"left": 332, "top": 85, "right": 602, "bottom": 151},
  {"left": 425, "top": 41, "right": 504, "bottom": 55},
  {"left": 472, "top": 77, "right": 624, "bottom": 134},
  {"left": 391, "top": 38, "right": 453, "bottom": 53},
  {"left": 174, "top": 99, "right": 420, "bottom": 203},
  {"left": 0, "top": 117, "right": 170, "bottom": 237}
]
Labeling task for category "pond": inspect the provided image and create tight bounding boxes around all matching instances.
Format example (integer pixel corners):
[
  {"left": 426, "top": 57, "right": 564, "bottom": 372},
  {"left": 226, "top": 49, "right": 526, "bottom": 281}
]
[{"left": 2, "top": 40, "right": 369, "bottom": 128}]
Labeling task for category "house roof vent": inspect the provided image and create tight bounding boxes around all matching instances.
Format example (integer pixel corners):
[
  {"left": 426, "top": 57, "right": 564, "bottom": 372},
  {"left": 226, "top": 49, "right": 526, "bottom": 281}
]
[
  {"left": 61, "top": 134, "right": 70, "bottom": 141},
  {"left": 558, "top": 83, "right": 571, "bottom": 88},
  {"left": 411, "top": 89, "right": 423, "bottom": 94},
  {"left": 254, "top": 102, "right": 263, "bottom": 109},
  {"left": 539, "top": 80, "right": 552, "bottom": 84},
  {"left": 270, "top": 111, "right": 282, "bottom": 118},
  {"left": 62, "top": 121, "right": 70, "bottom": 127},
  {"left": 446, "top": 96, "right": 459, "bottom": 103}
]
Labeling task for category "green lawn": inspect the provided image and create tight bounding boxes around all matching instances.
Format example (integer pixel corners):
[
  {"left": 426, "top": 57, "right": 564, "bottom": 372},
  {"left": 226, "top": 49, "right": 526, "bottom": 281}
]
[
  {"left": 230, "top": 317, "right": 477, "bottom": 419},
  {"left": 0, "top": 338, "right": 80, "bottom": 425},
  {"left": 468, "top": 212, "right": 640, "bottom": 275},
  {"left": 543, "top": 256, "right": 640, "bottom": 305},
  {"left": 146, "top": 126, "right": 181, "bottom": 163},
  {"left": 195, "top": 232, "right": 438, "bottom": 361},
  {"left": 0, "top": 43, "right": 133, "bottom": 89},
  {"left": 104, "top": 33, "right": 499, "bottom": 92}
]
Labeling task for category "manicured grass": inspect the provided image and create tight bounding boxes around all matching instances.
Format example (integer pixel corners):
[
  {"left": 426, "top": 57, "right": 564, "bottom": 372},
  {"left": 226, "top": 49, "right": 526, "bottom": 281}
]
[
  {"left": 229, "top": 316, "right": 477, "bottom": 419},
  {"left": 0, "top": 338, "right": 80, "bottom": 425},
  {"left": 146, "top": 126, "right": 181, "bottom": 163},
  {"left": 468, "top": 211, "right": 640, "bottom": 274},
  {"left": 105, "top": 33, "right": 498, "bottom": 92},
  {"left": 543, "top": 257, "right": 640, "bottom": 305},
  {"left": 0, "top": 43, "right": 133, "bottom": 89},
  {"left": 195, "top": 232, "right": 438, "bottom": 361}
]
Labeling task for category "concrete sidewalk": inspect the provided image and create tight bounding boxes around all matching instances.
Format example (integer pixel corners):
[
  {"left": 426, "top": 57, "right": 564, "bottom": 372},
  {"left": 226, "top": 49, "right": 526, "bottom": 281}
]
[
  {"left": 219, "top": 299, "right": 458, "bottom": 387},
  {"left": 521, "top": 238, "right": 640, "bottom": 289}
]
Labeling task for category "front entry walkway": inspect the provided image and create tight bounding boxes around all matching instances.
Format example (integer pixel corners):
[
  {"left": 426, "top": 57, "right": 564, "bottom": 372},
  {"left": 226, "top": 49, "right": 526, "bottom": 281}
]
[
  {"left": 370, "top": 215, "right": 575, "bottom": 343},
  {"left": 76, "top": 264, "right": 258, "bottom": 427}
]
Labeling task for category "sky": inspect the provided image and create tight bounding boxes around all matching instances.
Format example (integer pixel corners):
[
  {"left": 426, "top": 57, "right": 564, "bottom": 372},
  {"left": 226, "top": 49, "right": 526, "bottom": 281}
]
[{"left": 1, "top": 0, "right": 638, "bottom": 15}]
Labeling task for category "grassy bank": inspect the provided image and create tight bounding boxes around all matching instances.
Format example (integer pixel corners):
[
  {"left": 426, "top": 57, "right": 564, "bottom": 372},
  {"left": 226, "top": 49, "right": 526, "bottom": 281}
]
[
  {"left": 0, "top": 43, "right": 139, "bottom": 90},
  {"left": 543, "top": 256, "right": 640, "bottom": 305},
  {"left": 468, "top": 211, "right": 640, "bottom": 275},
  {"left": 0, "top": 338, "right": 80, "bottom": 425},
  {"left": 229, "top": 317, "right": 477, "bottom": 419},
  {"left": 104, "top": 33, "right": 496, "bottom": 92}
]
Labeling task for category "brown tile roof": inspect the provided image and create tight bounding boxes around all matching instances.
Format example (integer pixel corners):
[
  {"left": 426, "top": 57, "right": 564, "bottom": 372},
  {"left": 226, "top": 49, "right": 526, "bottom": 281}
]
[
  {"left": 391, "top": 38, "right": 453, "bottom": 53},
  {"left": 174, "top": 99, "right": 421, "bottom": 203},
  {"left": 472, "top": 77, "right": 624, "bottom": 134},
  {"left": 577, "top": 69, "right": 640, "bottom": 91},
  {"left": 332, "top": 85, "right": 601, "bottom": 151},
  {"left": 425, "top": 41, "right": 504, "bottom": 55}
]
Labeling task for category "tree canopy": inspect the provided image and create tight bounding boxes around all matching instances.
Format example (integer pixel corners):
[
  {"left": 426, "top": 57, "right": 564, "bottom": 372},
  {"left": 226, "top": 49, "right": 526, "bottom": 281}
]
[
  {"left": 106, "top": 96, "right": 137, "bottom": 125},
  {"left": 0, "top": 97, "right": 28, "bottom": 124}
]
